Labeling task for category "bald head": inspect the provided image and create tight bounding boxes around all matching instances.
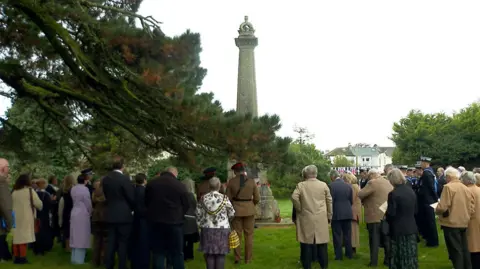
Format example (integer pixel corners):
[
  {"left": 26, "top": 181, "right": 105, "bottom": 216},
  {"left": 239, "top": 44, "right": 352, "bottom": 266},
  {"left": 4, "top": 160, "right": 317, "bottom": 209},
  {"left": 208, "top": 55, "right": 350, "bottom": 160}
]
[{"left": 0, "top": 158, "right": 9, "bottom": 177}]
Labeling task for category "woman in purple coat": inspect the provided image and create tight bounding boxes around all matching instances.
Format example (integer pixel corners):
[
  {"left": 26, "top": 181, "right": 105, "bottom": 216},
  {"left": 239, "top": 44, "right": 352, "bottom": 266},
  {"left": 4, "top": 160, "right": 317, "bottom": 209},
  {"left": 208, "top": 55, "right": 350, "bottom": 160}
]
[{"left": 70, "top": 175, "right": 92, "bottom": 264}]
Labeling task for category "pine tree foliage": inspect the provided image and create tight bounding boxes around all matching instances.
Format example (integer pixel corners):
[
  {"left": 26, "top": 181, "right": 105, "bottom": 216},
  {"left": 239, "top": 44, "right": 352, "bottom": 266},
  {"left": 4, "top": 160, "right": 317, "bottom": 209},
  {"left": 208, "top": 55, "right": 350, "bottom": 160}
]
[{"left": 0, "top": 0, "right": 291, "bottom": 166}]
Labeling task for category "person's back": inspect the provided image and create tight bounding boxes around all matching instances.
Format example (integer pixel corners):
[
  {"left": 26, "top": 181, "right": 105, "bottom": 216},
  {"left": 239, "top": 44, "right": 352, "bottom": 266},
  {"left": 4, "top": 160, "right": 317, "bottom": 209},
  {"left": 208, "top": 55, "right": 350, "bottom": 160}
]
[
  {"left": 102, "top": 157, "right": 135, "bottom": 269},
  {"left": 145, "top": 168, "right": 188, "bottom": 269},
  {"left": 387, "top": 184, "right": 417, "bottom": 237},
  {"left": 359, "top": 178, "right": 393, "bottom": 224},
  {"left": 330, "top": 179, "right": 353, "bottom": 221},
  {"left": 438, "top": 180, "right": 475, "bottom": 228},
  {"left": 145, "top": 172, "right": 188, "bottom": 224},
  {"left": 293, "top": 179, "right": 332, "bottom": 240},
  {"left": 102, "top": 171, "right": 134, "bottom": 224}
]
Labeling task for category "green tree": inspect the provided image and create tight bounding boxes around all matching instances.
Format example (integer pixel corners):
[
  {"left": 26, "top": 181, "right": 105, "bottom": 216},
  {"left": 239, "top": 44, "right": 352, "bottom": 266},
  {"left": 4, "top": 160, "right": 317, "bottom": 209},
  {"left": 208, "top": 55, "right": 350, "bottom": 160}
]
[
  {"left": 391, "top": 105, "right": 480, "bottom": 168},
  {"left": 332, "top": 155, "right": 354, "bottom": 167},
  {"left": 0, "top": 0, "right": 290, "bottom": 168}
]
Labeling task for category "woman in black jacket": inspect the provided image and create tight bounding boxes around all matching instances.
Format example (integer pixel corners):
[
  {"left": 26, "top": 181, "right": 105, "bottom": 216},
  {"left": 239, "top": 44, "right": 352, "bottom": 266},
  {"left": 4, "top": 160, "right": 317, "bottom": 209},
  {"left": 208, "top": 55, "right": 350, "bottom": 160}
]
[{"left": 386, "top": 169, "right": 418, "bottom": 269}]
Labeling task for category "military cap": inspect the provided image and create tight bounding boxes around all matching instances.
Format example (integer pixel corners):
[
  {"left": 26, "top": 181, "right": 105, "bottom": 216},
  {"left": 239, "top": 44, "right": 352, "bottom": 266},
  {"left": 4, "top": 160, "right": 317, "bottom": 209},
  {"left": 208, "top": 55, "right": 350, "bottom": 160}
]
[
  {"left": 231, "top": 162, "right": 245, "bottom": 171},
  {"left": 398, "top": 165, "right": 408, "bottom": 170},
  {"left": 407, "top": 167, "right": 415, "bottom": 171},
  {"left": 419, "top": 156, "right": 432, "bottom": 163},
  {"left": 203, "top": 167, "right": 216, "bottom": 176},
  {"left": 81, "top": 168, "right": 94, "bottom": 175},
  {"left": 415, "top": 162, "right": 422, "bottom": 169}
]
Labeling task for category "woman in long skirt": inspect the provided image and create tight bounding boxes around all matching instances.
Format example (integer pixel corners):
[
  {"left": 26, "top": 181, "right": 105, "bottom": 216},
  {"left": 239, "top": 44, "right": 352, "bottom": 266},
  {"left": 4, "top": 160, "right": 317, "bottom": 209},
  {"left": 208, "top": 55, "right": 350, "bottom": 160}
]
[
  {"left": 69, "top": 175, "right": 92, "bottom": 264},
  {"left": 343, "top": 173, "right": 362, "bottom": 253},
  {"left": 386, "top": 169, "right": 418, "bottom": 269}
]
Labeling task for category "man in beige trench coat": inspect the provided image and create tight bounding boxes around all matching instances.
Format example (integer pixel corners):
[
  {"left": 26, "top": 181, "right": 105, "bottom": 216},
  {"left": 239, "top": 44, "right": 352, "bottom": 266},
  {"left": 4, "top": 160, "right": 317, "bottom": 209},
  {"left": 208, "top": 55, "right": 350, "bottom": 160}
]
[{"left": 292, "top": 165, "right": 332, "bottom": 269}]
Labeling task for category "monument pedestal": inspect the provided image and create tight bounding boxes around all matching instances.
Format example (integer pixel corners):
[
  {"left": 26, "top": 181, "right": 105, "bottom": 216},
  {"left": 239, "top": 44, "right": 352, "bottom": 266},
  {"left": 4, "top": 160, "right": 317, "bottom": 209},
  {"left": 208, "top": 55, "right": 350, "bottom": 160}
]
[{"left": 254, "top": 169, "right": 281, "bottom": 223}]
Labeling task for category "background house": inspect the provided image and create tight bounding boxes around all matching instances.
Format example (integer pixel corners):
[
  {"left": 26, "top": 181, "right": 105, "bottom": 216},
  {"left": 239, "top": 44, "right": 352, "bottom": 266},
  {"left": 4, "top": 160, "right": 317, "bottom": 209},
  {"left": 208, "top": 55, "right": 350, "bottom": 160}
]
[{"left": 325, "top": 144, "right": 395, "bottom": 171}]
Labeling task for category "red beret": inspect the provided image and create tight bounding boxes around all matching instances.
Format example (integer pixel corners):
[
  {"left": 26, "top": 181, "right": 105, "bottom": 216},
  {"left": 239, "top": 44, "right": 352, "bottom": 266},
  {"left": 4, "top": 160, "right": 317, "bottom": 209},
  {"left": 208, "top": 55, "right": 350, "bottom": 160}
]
[{"left": 231, "top": 162, "right": 245, "bottom": 170}]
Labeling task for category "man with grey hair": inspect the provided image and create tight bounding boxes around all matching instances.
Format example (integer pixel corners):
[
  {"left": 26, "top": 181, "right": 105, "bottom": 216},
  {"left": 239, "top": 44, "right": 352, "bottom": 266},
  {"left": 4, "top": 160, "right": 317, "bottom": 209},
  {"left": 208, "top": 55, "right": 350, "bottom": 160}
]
[
  {"left": 292, "top": 164, "right": 332, "bottom": 269},
  {"left": 0, "top": 158, "right": 12, "bottom": 261},
  {"left": 383, "top": 164, "right": 393, "bottom": 176},
  {"left": 358, "top": 167, "right": 393, "bottom": 267},
  {"left": 436, "top": 167, "right": 475, "bottom": 269}
]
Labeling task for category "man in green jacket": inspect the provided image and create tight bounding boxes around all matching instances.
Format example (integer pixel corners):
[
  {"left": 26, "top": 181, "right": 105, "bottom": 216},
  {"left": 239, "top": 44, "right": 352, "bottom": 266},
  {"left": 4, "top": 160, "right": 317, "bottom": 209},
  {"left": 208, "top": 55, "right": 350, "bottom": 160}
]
[{"left": 0, "top": 158, "right": 13, "bottom": 262}]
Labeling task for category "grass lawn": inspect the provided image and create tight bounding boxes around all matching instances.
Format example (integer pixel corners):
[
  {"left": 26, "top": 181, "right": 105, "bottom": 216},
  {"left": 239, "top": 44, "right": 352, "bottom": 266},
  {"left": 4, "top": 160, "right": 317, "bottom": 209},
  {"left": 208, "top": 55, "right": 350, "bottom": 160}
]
[{"left": 4, "top": 199, "right": 451, "bottom": 269}]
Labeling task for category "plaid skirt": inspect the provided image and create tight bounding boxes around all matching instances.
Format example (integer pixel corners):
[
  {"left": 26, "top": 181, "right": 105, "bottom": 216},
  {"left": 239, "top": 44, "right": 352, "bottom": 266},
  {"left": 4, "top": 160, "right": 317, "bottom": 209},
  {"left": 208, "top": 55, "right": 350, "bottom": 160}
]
[{"left": 198, "top": 228, "right": 230, "bottom": 255}]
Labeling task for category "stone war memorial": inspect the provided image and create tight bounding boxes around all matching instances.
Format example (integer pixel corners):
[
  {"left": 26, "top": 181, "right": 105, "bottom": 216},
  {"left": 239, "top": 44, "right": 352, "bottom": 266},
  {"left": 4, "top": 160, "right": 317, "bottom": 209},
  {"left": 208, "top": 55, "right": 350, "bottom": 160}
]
[{"left": 230, "top": 16, "right": 282, "bottom": 225}]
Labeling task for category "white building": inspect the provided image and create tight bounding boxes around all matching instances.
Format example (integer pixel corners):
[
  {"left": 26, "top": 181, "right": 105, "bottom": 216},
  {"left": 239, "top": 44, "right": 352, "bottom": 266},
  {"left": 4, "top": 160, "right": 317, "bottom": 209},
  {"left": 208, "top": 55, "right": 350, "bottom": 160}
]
[{"left": 326, "top": 144, "right": 395, "bottom": 171}]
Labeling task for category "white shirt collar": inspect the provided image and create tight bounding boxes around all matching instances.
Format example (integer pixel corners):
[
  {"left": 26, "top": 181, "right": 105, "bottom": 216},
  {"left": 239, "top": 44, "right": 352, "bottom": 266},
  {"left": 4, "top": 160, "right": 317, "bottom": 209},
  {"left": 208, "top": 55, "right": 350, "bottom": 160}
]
[{"left": 113, "top": 169, "right": 123, "bottom": 174}]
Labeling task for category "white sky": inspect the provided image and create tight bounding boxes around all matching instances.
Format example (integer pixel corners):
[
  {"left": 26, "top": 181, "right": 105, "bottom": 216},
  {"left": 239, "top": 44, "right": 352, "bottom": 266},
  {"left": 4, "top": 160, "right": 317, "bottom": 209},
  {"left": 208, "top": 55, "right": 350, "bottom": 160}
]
[{"left": 1, "top": 0, "right": 479, "bottom": 151}]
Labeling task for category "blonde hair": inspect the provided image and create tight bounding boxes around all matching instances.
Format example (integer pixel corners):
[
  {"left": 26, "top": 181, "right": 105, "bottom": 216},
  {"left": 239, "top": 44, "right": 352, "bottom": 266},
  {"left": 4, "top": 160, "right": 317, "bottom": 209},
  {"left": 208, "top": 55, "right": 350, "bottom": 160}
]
[
  {"left": 62, "top": 175, "right": 75, "bottom": 192},
  {"left": 343, "top": 173, "right": 357, "bottom": 184},
  {"left": 36, "top": 178, "right": 47, "bottom": 190}
]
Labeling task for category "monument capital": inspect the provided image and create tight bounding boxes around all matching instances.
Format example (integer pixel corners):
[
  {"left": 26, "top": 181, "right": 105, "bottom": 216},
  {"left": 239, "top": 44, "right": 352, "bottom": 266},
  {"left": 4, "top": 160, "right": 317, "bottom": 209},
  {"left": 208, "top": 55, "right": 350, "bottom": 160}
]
[
  {"left": 238, "top": 15, "right": 256, "bottom": 37},
  {"left": 235, "top": 37, "right": 258, "bottom": 48}
]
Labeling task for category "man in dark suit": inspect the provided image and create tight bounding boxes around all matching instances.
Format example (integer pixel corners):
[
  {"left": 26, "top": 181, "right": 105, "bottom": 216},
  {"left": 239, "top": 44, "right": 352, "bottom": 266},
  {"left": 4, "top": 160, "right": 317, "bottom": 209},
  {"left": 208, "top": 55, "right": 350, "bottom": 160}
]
[
  {"left": 145, "top": 167, "right": 188, "bottom": 269},
  {"left": 329, "top": 170, "right": 353, "bottom": 260},
  {"left": 102, "top": 157, "right": 135, "bottom": 269},
  {"left": 416, "top": 156, "right": 439, "bottom": 247}
]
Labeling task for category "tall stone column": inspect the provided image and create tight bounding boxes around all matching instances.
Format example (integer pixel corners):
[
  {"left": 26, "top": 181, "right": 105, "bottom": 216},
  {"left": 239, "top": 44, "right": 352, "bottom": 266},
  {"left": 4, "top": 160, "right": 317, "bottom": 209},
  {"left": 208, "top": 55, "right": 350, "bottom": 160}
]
[
  {"left": 235, "top": 15, "right": 258, "bottom": 117},
  {"left": 228, "top": 16, "right": 259, "bottom": 180}
]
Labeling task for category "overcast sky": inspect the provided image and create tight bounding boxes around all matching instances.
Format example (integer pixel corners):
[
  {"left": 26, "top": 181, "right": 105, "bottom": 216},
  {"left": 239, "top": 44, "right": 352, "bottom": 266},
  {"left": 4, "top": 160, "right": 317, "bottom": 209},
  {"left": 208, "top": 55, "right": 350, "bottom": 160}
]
[{"left": 1, "top": 0, "right": 479, "bottom": 151}]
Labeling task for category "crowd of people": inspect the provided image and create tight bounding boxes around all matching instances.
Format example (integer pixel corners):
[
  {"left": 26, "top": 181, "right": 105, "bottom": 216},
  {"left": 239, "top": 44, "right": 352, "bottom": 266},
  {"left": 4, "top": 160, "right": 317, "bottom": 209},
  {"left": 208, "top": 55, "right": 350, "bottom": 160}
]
[
  {"left": 292, "top": 157, "right": 480, "bottom": 269},
  {"left": 0, "top": 157, "right": 260, "bottom": 269},
  {"left": 0, "top": 155, "right": 480, "bottom": 269}
]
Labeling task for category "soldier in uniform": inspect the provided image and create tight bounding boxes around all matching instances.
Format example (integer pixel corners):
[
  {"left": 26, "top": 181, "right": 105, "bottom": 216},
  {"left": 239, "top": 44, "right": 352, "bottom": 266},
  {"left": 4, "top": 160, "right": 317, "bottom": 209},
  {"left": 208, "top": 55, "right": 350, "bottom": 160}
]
[
  {"left": 226, "top": 163, "right": 260, "bottom": 264},
  {"left": 196, "top": 167, "right": 216, "bottom": 201},
  {"left": 416, "top": 156, "right": 439, "bottom": 247}
]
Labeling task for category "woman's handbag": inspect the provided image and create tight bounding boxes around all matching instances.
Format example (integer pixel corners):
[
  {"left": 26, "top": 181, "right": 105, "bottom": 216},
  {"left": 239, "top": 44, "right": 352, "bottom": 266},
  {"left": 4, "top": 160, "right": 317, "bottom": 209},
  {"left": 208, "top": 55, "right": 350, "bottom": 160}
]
[{"left": 229, "top": 230, "right": 240, "bottom": 249}]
